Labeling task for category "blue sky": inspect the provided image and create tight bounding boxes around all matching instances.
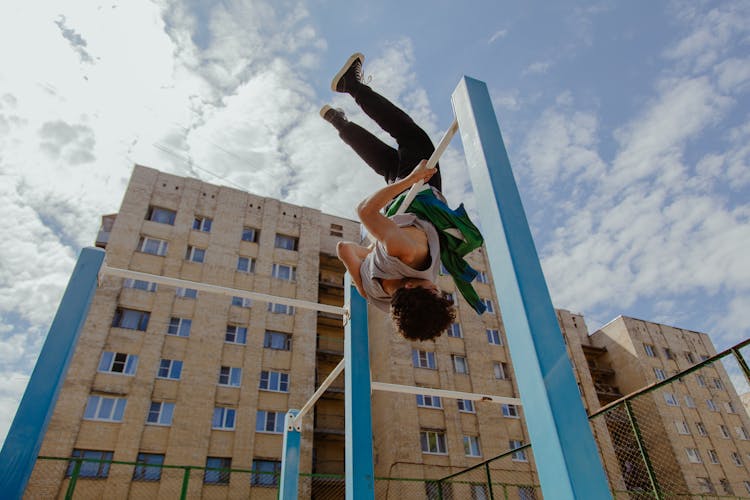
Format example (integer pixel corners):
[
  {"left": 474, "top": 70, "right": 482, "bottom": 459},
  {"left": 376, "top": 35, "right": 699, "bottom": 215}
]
[{"left": 0, "top": 0, "right": 749, "bottom": 445}]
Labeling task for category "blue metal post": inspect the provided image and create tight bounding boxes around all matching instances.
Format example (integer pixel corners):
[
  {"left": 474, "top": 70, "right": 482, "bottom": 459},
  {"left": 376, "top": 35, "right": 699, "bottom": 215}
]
[
  {"left": 0, "top": 247, "right": 105, "bottom": 499},
  {"left": 278, "top": 409, "right": 301, "bottom": 499},
  {"left": 344, "top": 276, "right": 374, "bottom": 500},
  {"left": 451, "top": 77, "right": 611, "bottom": 499}
]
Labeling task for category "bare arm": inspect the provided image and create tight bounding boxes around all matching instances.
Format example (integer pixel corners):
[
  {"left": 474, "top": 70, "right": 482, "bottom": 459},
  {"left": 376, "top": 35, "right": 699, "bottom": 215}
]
[
  {"left": 336, "top": 241, "right": 370, "bottom": 297},
  {"left": 357, "top": 160, "right": 436, "bottom": 261}
]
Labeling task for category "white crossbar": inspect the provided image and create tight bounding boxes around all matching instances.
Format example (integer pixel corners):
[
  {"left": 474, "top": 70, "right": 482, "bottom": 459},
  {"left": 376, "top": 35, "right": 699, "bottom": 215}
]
[
  {"left": 371, "top": 381, "right": 521, "bottom": 406},
  {"left": 291, "top": 359, "right": 345, "bottom": 430},
  {"left": 100, "top": 264, "right": 346, "bottom": 316}
]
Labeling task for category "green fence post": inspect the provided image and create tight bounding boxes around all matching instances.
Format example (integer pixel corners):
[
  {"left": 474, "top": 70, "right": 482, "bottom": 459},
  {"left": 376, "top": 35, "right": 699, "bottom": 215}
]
[
  {"left": 624, "top": 401, "right": 662, "bottom": 499},
  {"left": 484, "top": 463, "right": 495, "bottom": 500},
  {"left": 179, "top": 466, "right": 191, "bottom": 500},
  {"left": 502, "top": 483, "right": 508, "bottom": 500},
  {"left": 437, "top": 480, "right": 444, "bottom": 500},
  {"left": 731, "top": 348, "right": 750, "bottom": 384},
  {"left": 64, "top": 459, "right": 82, "bottom": 500}
]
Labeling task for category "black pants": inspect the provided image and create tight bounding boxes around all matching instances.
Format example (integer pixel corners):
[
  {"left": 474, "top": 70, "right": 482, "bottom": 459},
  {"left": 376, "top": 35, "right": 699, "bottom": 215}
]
[{"left": 337, "top": 84, "right": 442, "bottom": 191}]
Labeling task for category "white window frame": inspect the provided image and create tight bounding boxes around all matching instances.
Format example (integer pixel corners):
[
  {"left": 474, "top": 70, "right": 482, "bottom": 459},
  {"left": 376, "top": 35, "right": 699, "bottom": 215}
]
[
  {"left": 157, "top": 359, "right": 183, "bottom": 380},
  {"left": 481, "top": 298, "right": 494, "bottom": 313},
  {"left": 138, "top": 236, "right": 168, "bottom": 256},
  {"left": 675, "top": 421, "right": 690, "bottom": 435},
  {"left": 644, "top": 344, "right": 655, "bottom": 357},
  {"left": 476, "top": 271, "right": 489, "bottom": 284},
  {"left": 457, "top": 399, "right": 475, "bottom": 413},
  {"left": 268, "top": 302, "right": 295, "bottom": 315},
  {"left": 654, "top": 368, "right": 666, "bottom": 381},
  {"left": 494, "top": 361, "right": 508, "bottom": 380},
  {"left": 274, "top": 234, "right": 298, "bottom": 251},
  {"left": 463, "top": 436, "right": 481, "bottom": 457},
  {"left": 218, "top": 366, "right": 242, "bottom": 387},
  {"left": 696, "top": 422, "right": 707, "bottom": 436},
  {"left": 237, "top": 256, "right": 255, "bottom": 273},
  {"left": 256, "top": 410, "right": 285, "bottom": 434},
  {"left": 241, "top": 227, "right": 258, "bottom": 242},
  {"left": 146, "top": 402, "right": 175, "bottom": 426},
  {"left": 706, "top": 399, "right": 718, "bottom": 411},
  {"left": 509, "top": 440, "right": 527, "bottom": 462},
  {"left": 684, "top": 395, "right": 696, "bottom": 408},
  {"left": 212, "top": 407, "right": 236, "bottom": 430},
  {"left": 167, "top": 317, "right": 191, "bottom": 337},
  {"left": 707, "top": 449, "right": 720, "bottom": 464},
  {"left": 112, "top": 308, "right": 150, "bottom": 331},
  {"left": 486, "top": 329, "right": 502, "bottom": 345},
  {"left": 271, "top": 263, "right": 296, "bottom": 281},
  {"left": 231, "top": 296, "right": 252, "bottom": 308},
  {"left": 686, "top": 448, "right": 702, "bottom": 464},
  {"left": 83, "top": 395, "right": 127, "bottom": 422},
  {"left": 259, "top": 370, "right": 289, "bottom": 393},
  {"left": 696, "top": 374, "right": 706, "bottom": 387},
  {"left": 98, "top": 351, "right": 138, "bottom": 376},
  {"left": 446, "top": 323, "right": 462, "bottom": 338},
  {"left": 420, "top": 430, "right": 448, "bottom": 455},
  {"left": 225, "top": 325, "right": 247, "bottom": 345},
  {"left": 736, "top": 426, "right": 750, "bottom": 440},
  {"left": 731, "top": 452, "right": 743, "bottom": 466},
  {"left": 719, "top": 424, "right": 731, "bottom": 438},
  {"left": 123, "top": 278, "right": 157, "bottom": 292},
  {"left": 416, "top": 394, "right": 443, "bottom": 409},
  {"left": 663, "top": 393, "right": 679, "bottom": 406},
  {"left": 453, "top": 355, "right": 469, "bottom": 374},
  {"left": 502, "top": 404, "right": 520, "bottom": 418},
  {"left": 192, "top": 216, "right": 212, "bottom": 232},
  {"left": 264, "top": 330, "right": 291, "bottom": 351},
  {"left": 713, "top": 378, "right": 724, "bottom": 390},
  {"left": 663, "top": 348, "right": 675, "bottom": 360},
  {"left": 175, "top": 287, "right": 198, "bottom": 299},
  {"left": 412, "top": 350, "right": 437, "bottom": 369},
  {"left": 185, "top": 245, "right": 206, "bottom": 263},
  {"left": 146, "top": 206, "right": 176, "bottom": 225}
]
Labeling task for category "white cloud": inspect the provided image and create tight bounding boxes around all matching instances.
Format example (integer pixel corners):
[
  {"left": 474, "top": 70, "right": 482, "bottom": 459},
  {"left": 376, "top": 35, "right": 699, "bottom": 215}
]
[
  {"left": 523, "top": 61, "right": 552, "bottom": 76},
  {"left": 488, "top": 29, "right": 508, "bottom": 44}
]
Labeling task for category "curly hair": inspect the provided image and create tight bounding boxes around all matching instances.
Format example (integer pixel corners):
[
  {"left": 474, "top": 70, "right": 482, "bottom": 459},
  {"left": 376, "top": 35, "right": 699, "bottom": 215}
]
[{"left": 390, "top": 286, "right": 455, "bottom": 341}]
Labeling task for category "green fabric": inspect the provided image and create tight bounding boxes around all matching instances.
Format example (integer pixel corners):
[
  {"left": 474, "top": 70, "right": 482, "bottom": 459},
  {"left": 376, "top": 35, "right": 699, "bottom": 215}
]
[{"left": 386, "top": 189, "right": 486, "bottom": 314}]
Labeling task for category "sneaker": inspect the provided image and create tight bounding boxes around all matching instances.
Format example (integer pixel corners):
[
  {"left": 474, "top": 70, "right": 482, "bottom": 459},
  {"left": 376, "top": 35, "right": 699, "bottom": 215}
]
[
  {"left": 331, "top": 52, "right": 364, "bottom": 93},
  {"left": 320, "top": 105, "right": 347, "bottom": 127}
]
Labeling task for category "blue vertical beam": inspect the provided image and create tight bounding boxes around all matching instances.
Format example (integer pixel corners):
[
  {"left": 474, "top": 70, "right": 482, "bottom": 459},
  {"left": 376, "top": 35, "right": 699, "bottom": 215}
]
[
  {"left": 0, "top": 247, "right": 105, "bottom": 499},
  {"left": 451, "top": 77, "right": 611, "bottom": 500},
  {"left": 344, "top": 276, "right": 374, "bottom": 500},
  {"left": 278, "top": 409, "right": 301, "bottom": 499}
]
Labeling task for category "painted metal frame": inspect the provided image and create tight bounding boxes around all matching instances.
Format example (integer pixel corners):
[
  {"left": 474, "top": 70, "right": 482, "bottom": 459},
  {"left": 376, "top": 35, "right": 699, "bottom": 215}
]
[{"left": 452, "top": 76, "right": 611, "bottom": 499}]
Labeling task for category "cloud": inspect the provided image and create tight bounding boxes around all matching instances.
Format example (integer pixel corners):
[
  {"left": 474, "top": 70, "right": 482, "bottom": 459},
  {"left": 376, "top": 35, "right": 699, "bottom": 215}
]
[
  {"left": 488, "top": 29, "right": 508, "bottom": 44},
  {"left": 54, "top": 15, "right": 94, "bottom": 64},
  {"left": 523, "top": 61, "right": 552, "bottom": 76}
]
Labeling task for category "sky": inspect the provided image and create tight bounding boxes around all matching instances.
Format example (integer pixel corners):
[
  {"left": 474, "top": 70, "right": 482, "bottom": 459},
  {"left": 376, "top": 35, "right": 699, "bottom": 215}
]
[{"left": 1, "top": 0, "right": 749, "bottom": 445}]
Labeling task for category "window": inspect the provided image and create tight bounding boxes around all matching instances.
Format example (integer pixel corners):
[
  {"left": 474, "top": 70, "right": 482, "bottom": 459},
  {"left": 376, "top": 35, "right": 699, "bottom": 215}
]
[
  {"left": 204, "top": 457, "right": 231, "bottom": 484},
  {"left": 458, "top": 399, "right": 475, "bottom": 413},
  {"left": 696, "top": 422, "right": 708, "bottom": 436},
  {"left": 185, "top": 245, "right": 206, "bottom": 263},
  {"left": 112, "top": 308, "right": 150, "bottom": 331},
  {"left": 146, "top": 206, "right": 176, "bottom": 225},
  {"left": 268, "top": 302, "right": 294, "bottom": 315},
  {"left": 713, "top": 378, "right": 724, "bottom": 390},
  {"left": 98, "top": 351, "right": 138, "bottom": 375},
  {"left": 700, "top": 354, "right": 710, "bottom": 361},
  {"left": 157, "top": 359, "right": 182, "bottom": 380},
  {"left": 737, "top": 426, "right": 750, "bottom": 440},
  {"left": 502, "top": 404, "right": 520, "bottom": 418},
  {"left": 684, "top": 395, "right": 696, "bottom": 408},
  {"left": 675, "top": 421, "right": 690, "bottom": 435},
  {"left": 663, "top": 348, "right": 675, "bottom": 360},
  {"left": 663, "top": 393, "right": 679, "bottom": 406},
  {"left": 518, "top": 486, "right": 537, "bottom": 500},
  {"left": 175, "top": 287, "right": 198, "bottom": 299},
  {"left": 475, "top": 271, "right": 489, "bottom": 284},
  {"left": 218, "top": 366, "right": 242, "bottom": 387},
  {"left": 251, "top": 459, "right": 281, "bottom": 487},
  {"left": 412, "top": 350, "right": 436, "bottom": 369},
  {"left": 264, "top": 331, "right": 291, "bottom": 351},
  {"left": 471, "top": 484, "right": 489, "bottom": 500},
  {"left": 274, "top": 234, "right": 298, "bottom": 251},
  {"left": 446, "top": 323, "right": 462, "bottom": 338},
  {"left": 708, "top": 449, "right": 720, "bottom": 464},
  {"left": 420, "top": 430, "right": 447, "bottom": 454},
  {"left": 147, "top": 402, "right": 175, "bottom": 426},
  {"left": 272, "top": 263, "right": 296, "bottom": 281},
  {"left": 486, "top": 329, "right": 502, "bottom": 345},
  {"left": 329, "top": 223, "right": 344, "bottom": 238},
  {"left": 725, "top": 401, "right": 736, "bottom": 413},
  {"left": 720, "top": 478, "right": 734, "bottom": 496},
  {"left": 706, "top": 399, "right": 718, "bottom": 411},
  {"left": 696, "top": 477, "right": 715, "bottom": 494},
  {"left": 463, "top": 436, "right": 481, "bottom": 457},
  {"left": 133, "top": 453, "right": 164, "bottom": 481},
  {"left": 697, "top": 374, "right": 706, "bottom": 387},
  {"left": 231, "top": 296, "right": 252, "bottom": 308},
  {"left": 66, "top": 449, "right": 113, "bottom": 478},
  {"left": 192, "top": 216, "right": 212, "bottom": 232},
  {"left": 654, "top": 368, "right": 666, "bottom": 381},
  {"left": 123, "top": 278, "right": 157, "bottom": 292},
  {"left": 259, "top": 371, "right": 289, "bottom": 393},
  {"left": 138, "top": 236, "right": 168, "bottom": 256},
  {"left": 453, "top": 355, "right": 469, "bottom": 374},
  {"left": 731, "top": 452, "right": 743, "bottom": 466},
  {"left": 685, "top": 352, "right": 695, "bottom": 364},
  {"left": 83, "top": 395, "right": 127, "bottom": 422},
  {"left": 241, "top": 227, "right": 258, "bottom": 242},
  {"left": 744, "top": 481, "right": 750, "bottom": 494},
  {"left": 212, "top": 407, "right": 236, "bottom": 430},
  {"left": 225, "top": 325, "right": 247, "bottom": 345},
  {"left": 481, "top": 298, "right": 494, "bottom": 313},
  {"left": 719, "top": 425, "right": 731, "bottom": 438},
  {"left": 644, "top": 344, "right": 655, "bottom": 357},
  {"left": 256, "top": 410, "right": 285, "bottom": 433},
  {"left": 494, "top": 362, "right": 509, "bottom": 380},
  {"left": 167, "top": 317, "right": 191, "bottom": 337},
  {"left": 510, "top": 440, "right": 527, "bottom": 462},
  {"left": 237, "top": 256, "right": 255, "bottom": 273},
  {"left": 416, "top": 394, "right": 443, "bottom": 409}
]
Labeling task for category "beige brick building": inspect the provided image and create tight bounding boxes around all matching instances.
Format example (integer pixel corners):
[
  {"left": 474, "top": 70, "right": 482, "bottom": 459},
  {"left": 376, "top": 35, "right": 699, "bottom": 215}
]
[{"left": 22, "top": 165, "right": 749, "bottom": 498}]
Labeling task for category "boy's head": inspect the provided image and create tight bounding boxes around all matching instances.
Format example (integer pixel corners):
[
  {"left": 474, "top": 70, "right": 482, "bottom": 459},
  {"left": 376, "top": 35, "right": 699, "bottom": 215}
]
[{"left": 390, "top": 282, "right": 455, "bottom": 341}]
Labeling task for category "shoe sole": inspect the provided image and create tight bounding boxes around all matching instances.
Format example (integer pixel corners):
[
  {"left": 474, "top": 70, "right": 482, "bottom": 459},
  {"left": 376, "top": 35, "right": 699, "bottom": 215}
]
[
  {"left": 319, "top": 105, "right": 333, "bottom": 118},
  {"left": 330, "top": 52, "right": 365, "bottom": 92}
]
